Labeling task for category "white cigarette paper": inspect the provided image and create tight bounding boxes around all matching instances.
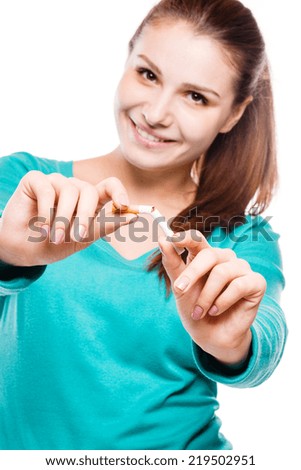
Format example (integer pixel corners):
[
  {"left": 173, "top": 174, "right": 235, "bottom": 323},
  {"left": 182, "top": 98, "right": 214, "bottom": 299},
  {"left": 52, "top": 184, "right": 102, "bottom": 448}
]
[
  {"left": 111, "top": 203, "right": 185, "bottom": 255},
  {"left": 136, "top": 205, "right": 185, "bottom": 256}
]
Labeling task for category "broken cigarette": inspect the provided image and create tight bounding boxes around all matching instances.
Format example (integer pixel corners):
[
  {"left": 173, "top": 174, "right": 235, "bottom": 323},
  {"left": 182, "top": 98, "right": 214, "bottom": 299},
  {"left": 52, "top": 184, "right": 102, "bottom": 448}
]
[{"left": 112, "top": 203, "right": 185, "bottom": 255}]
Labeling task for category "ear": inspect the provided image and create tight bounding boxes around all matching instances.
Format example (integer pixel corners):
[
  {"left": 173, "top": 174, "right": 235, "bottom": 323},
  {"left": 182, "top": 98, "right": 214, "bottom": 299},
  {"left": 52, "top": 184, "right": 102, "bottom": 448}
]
[{"left": 220, "top": 96, "right": 253, "bottom": 133}]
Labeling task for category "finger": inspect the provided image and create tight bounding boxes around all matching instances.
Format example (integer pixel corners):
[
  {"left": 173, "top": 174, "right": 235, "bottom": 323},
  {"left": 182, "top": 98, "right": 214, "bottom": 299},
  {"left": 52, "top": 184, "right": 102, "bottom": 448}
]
[
  {"left": 174, "top": 247, "right": 237, "bottom": 293},
  {"left": 67, "top": 178, "right": 100, "bottom": 242},
  {"left": 158, "top": 229, "right": 210, "bottom": 288},
  {"left": 93, "top": 205, "right": 138, "bottom": 239},
  {"left": 191, "top": 259, "right": 251, "bottom": 320},
  {"left": 205, "top": 272, "right": 267, "bottom": 318},
  {"left": 93, "top": 177, "right": 140, "bottom": 238},
  {"left": 68, "top": 177, "right": 138, "bottom": 242},
  {"left": 158, "top": 235, "right": 186, "bottom": 285},
  {"left": 47, "top": 173, "right": 80, "bottom": 244},
  {"left": 171, "top": 229, "right": 210, "bottom": 260},
  {"left": 95, "top": 177, "right": 130, "bottom": 209},
  {"left": 20, "top": 170, "right": 56, "bottom": 231}
]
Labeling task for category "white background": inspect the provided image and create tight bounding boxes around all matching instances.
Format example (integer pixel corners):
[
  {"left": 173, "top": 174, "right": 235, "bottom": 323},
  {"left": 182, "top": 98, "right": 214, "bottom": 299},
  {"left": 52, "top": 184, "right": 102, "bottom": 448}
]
[{"left": 0, "top": 1, "right": 299, "bottom": 468}]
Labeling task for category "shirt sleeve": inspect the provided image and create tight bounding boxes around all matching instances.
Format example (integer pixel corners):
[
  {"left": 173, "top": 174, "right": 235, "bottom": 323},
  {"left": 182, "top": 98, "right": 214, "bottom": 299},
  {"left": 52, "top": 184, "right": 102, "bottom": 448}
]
[
  {"left": 192, "top": 215, "right": 287, "bottom": 388},
  {"left": 0, "top": 152, "right": 55, "bottom": 295},
  {"left": 0, "top": 259, "right": 46, "bottom": 295}
]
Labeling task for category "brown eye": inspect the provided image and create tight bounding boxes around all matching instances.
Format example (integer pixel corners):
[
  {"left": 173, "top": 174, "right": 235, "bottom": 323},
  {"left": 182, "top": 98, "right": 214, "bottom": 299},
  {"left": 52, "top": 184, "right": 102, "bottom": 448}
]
[
  {"left": 188, "top": 91, "right": 208, "bottom": 105},
  {"left": 137, "top": 68, "right": 157, "bottom": 82}
]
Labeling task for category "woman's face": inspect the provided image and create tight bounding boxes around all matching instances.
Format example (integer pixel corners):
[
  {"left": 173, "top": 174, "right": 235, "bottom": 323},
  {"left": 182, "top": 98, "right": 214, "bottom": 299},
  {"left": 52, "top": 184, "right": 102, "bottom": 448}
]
[{"left": 114, "top": 21, "right": 242, "bottom": 172}]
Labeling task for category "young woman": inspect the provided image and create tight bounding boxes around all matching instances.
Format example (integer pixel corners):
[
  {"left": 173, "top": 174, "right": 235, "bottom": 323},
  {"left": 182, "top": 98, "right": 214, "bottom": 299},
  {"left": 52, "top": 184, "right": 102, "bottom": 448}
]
[{"left": 0, "top": 0, "right": 287, "bottom": 450}]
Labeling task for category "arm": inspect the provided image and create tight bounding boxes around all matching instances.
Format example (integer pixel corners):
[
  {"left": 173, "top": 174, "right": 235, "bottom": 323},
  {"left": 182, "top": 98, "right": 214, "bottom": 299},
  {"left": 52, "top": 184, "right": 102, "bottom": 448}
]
[
  {"left": 192, "top": 294, "right": 286, "bottom": 388},
  {"left": 0, "top": 153, "right": 137, "bottom": 296},
  {"left": 159, "top": 216, "right": 287, "bottom": 388},
  {"left": 0, "top": 153, "right": 48, "bottom": 294},
  {"left": 0, "top": 257, "right": 46, "bottom": 296}
]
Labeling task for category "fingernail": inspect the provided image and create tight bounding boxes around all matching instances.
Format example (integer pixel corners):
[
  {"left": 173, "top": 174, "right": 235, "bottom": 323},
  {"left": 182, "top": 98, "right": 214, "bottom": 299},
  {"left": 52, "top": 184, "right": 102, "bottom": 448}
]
[
  {"left": 208, "top": 305, "right": 219, "bottom": 316},
  {"left": 41, "top": 225, "right": 49, "bottom": 238},
  {"left": 53, "top": 228, "right": 65, "bottom": 245},
  {"left": 175, "top": 276, "right": 190, "bottom": 291},
  {"left": 191, "top": 305, "right": 204, "bottom": 321},
  {"left": 78, "top": 225, "right": 87, "bottom": 240},
  {"left": 118, "top": 194, "right": 129, "bottom": 207}
]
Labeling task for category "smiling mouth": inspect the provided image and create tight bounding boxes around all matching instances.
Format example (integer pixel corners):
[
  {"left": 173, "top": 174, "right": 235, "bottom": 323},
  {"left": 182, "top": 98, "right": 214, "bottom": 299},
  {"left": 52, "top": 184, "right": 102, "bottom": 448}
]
[{"left": 132, "top": 120, "right": 174, "bottom": 143}]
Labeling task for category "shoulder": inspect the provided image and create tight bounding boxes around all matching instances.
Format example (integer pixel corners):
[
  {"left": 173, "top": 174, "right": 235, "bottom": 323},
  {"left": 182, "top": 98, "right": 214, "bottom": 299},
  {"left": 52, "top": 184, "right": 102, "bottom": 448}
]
[
  {"left": 209, "top": 214, "right": 280, "bottom": 248},
  {"left": 231, "top": 214, "right": 279, "bottom": 245},
  {"left": 0, "top": 151, "right": 73, "bottom": 177},
  {"left": 0, "top": 152, "right": 73, "bottom": 217},
  {"left": 228, "top": 215, "right": 283, "bottom": 274},
  {"left": 209, "top": 213, "right": 279, "bottom": 245},
  {"left": 210, "top": 215, "right": 284, "bottom": 294}
]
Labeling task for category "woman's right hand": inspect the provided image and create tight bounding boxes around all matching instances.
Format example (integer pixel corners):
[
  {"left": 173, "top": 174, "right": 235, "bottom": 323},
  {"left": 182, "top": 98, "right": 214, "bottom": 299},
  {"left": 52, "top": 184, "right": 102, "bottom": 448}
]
[{"left": 0, "top": 171, "right": 136, "bottom": 267}]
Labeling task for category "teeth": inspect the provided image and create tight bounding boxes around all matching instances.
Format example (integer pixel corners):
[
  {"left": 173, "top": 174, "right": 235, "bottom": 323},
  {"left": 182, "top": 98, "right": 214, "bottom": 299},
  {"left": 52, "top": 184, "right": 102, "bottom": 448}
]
[{"left": 136, "top": 126, "right": 165, "bottom": 142}]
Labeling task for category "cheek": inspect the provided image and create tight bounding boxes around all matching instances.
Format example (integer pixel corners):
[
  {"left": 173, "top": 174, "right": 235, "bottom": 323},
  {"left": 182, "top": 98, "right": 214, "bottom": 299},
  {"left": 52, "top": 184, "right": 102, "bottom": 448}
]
[
  {"left": 115, "top": 72, "right": 145, "bottom": 113},
  {"left": 179, "top": 116, "right": 217, "bottom": 150},
  {"left": 114, "top": 78, "right": 130, "bottom": 114},
  {"left": 180, "top": 109, "right": 230, "bottom": 149}
]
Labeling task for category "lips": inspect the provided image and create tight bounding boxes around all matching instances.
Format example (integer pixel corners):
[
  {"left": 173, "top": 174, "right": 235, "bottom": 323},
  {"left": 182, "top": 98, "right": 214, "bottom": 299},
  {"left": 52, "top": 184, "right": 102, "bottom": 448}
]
[
  {"left": 130, "top": 118, "right": 175, "bottom": 147},
  {"left": 136, "top": 126, "right": 167, "bottom": 143}
]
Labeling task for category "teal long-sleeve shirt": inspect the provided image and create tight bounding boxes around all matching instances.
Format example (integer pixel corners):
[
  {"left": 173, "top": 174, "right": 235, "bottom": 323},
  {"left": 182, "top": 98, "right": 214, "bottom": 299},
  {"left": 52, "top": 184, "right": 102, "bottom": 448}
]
[{"left": 0, "top": 152, "right": 287, "bottom": 450}]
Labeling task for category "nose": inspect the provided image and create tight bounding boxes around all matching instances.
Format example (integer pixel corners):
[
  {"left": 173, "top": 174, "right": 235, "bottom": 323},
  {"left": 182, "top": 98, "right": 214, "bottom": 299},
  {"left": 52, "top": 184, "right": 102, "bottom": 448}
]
[{"left": 142, "top": 90, "right": 173, "bottom": 128}]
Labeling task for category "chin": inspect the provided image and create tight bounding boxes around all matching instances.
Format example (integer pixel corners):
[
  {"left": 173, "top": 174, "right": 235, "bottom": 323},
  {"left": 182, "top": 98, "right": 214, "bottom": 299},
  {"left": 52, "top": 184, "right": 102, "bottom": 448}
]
[{"left": 124, "top": 152, "right": 167, "bottom": 172}]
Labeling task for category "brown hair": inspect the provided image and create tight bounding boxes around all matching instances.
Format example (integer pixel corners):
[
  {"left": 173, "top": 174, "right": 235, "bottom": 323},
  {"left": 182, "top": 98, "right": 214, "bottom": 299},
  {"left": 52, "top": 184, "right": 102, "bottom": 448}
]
[{"left": 129, "top": 0, "right": 277, "bottom": 290}]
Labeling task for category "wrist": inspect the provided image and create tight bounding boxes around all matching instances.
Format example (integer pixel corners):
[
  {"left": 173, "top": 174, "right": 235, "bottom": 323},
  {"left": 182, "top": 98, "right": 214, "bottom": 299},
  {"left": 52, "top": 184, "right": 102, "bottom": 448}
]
[
  {"left": 201, "top": 330, "right": 253, "bottom": 367},
  {"left": 0, "top": 218, "right": 8, "bottom": 263},
  {"left": 0, "top": 218, "right": 22, "bottom": 266}
]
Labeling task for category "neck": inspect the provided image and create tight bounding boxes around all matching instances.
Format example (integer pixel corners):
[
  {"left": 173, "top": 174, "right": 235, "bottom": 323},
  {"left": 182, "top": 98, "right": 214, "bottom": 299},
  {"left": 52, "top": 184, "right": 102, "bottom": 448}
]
[{"left": 110, "top": 147, "right": 197, "bottom": 209}]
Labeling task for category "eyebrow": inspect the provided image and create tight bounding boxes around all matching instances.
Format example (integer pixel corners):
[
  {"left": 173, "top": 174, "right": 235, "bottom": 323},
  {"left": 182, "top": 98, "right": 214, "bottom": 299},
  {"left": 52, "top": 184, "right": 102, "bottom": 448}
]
[{"left": 138, "top": 54, "right": 221, "bottom": 99}]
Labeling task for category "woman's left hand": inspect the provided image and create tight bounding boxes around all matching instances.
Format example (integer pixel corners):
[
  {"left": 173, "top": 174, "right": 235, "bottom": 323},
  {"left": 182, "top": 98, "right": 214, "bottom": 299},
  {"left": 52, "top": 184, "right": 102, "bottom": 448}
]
[{"left": 159, "top": 230, "right": 267, "bottom": 366}]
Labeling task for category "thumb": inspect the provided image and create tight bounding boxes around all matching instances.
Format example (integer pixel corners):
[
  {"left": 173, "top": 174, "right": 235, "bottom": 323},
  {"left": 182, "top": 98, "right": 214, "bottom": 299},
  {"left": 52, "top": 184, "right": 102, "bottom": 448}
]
[
  {"left": 158, "top": 236, "right": 186, "bottom": 291},
  {"left": 89, "top": 204, "right": 138, "bottom": 240}
]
